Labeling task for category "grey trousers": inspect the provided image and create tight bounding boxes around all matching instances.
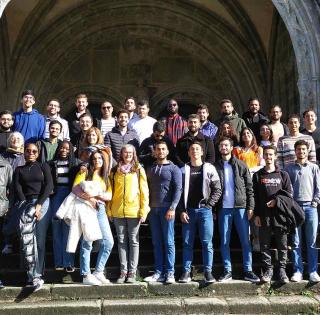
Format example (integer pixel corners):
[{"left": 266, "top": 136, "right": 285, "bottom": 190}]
[{"left": 113, "top": 218, "right": 141, "bottom": 274}]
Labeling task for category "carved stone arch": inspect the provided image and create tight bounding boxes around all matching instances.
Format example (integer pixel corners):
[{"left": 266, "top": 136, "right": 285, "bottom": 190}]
[{"left": 8, "top": 1, "right": 263, "bottom": 107}]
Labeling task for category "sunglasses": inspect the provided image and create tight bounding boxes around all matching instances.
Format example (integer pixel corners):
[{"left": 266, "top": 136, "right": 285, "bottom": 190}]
[
  {"left": 168, "top": 103, "right": 177, "bottom": 107},
  {"left": 102, "top": 106, "right": 112, "bottom": 110},
  {"left": 26, "top": 149, "right": 38, "bottom": 154}
]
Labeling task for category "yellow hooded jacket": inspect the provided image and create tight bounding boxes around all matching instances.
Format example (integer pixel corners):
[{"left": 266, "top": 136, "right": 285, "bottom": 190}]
[{"left": 108, "top": 164, "right": 150, "bottom": 219}]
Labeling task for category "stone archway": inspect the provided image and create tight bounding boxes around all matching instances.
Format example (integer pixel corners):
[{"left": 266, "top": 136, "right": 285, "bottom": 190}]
[{"left": 1, "top": 0, "right": 320, "bottom": 114}]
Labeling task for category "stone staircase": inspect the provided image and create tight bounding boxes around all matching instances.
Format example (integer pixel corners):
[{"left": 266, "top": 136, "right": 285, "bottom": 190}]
[{"left": 0, "top": 222, "right": 319, "bottom": 313}]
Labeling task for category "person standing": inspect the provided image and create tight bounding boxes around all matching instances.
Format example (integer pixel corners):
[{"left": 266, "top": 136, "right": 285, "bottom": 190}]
[
  {"left": 277, "top": 115, "right": 316, "bottom": 169},
  {"left": 215, "top": 137, "right": 259, "bottom": 283},
  {"left": 44, "top": 99, "right": 70, "bottom": 141},
  {"left": 14, "top": 143, "right": 53, "bottom": 290},
  {"left": 128, "top": 100, "right": 157, "bottom": 144},
  {"left": 0, "top": 110, "right": 14, "bottom": 153},
  {"left": 268, "top": 105, "right": 289, "bottom": 145},
  {"left": 95, "top": 101, "right": 116, "bottom": 138},
  {"left": 144, "top": 141, "right": 182, "bottom": 284},
  {"left": 285, "top": 140, "right": 320, "bottom": 283},
  {"left": 301, "top": 109, "right": 320, "bottom": 163},
  {"left": 108, "top": 144, "right": 150, "bottom": 283},
  {"left": 176, "top": 114, "right": 215, "bottom": 167},
  {"left": 104, "top": 110, "right": 139, "bottom": 164},
  {"left": 197, "top": 104, "right": 218, "bottom": 142},
  {"left": 37, "top": 120, "right": 62, "bottom": 163},
  {"left": 178, "top": 142, "right": 222, "bottom": 283},
  {"left": 253, "top": 145, "right": 293, "bottom": 283},
  {"left": 164, "top": 99, "right": 187, "bottom": 146},
  {"left": 13, "top": 90, "right": 46, "bottom": 143},
  {"left": 124, "top": 97, "right": 138, "bottom": 122}
]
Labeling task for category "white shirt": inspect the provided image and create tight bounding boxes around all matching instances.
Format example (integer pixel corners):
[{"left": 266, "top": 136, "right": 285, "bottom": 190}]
[
  {"left": 222, "top": 160, "right": 235, "bottom": 208},
  {"left": 45, "top": 115, "right": 70, "bottom": 141},
  {"left": 129, "top": 116, "right": 157, "bottom": 144}
]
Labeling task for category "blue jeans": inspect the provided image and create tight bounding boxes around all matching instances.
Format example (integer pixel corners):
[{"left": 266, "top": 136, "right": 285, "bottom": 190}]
[
  {"left": 292, "top": 205, "right": 318, "bottom": 274},
  {"left": 149, "top": 207, "right": 175, "bottom": 274},
  {"left": 182, "top": 207, "right": 213, "bottom": 273},
  {"left": 80, "top": 203, "right": 114, "bottom": 275},
  {"left": 218, "top": 208, "right": 252, "bottom": 272},
  {"left": 51, "top": 186, "right": 75, "bottom": 268}
]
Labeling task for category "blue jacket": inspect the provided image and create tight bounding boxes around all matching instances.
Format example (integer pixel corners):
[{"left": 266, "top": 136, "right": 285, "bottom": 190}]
[
  {"left": 147, "top": 161, "right": 182, "bottom": 211},
  {"left": 13, "top": 108, "right": 45, "bottom": 143}
]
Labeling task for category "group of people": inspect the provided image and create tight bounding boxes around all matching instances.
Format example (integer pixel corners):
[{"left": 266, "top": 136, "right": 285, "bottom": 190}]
[{"left": 0, "top": 89, "right": 319, "bottom": 291}]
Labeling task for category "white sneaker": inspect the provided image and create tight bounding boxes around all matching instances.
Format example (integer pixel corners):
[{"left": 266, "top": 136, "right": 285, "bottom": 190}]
[
  {"left": 144, "top": 272, "right": 165, "bottom": 283},
  {"left": 33, "top": 278, "right": 44, "bottom": 292},
  {"left": 83, "top": 273, "right": 102, "bottom": 286},
  {"left": 165, "top": 272, "right": 176, "bottom": 284},
  {"left": 2, "top": 245, "right": 13, "bottom": 255},
  {"left": 93, "top": 271, "right": 110, "bottom": 284},
  {"left": 291, "top": 272, "right": 303, "bottom": 282},
  {"left": 309, "top": 272, "right": 320, "bottom": 283}
]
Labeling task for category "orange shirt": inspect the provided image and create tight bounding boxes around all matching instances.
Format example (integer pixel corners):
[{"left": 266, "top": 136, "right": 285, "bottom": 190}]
[{"left": 233, "top": 146, "right": 262, "bottom": 169}]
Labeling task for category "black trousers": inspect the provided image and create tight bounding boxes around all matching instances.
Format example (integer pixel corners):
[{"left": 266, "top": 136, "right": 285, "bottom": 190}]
[{"left": 259, "top": 225, "right": 287, "bottom": 271}]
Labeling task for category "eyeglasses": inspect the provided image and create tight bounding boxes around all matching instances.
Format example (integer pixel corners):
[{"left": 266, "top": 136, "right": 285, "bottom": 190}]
[
  {"left": 26, "top": 149, "right": 38, "bottom": 154},
  {"left": 102, "top": 106, "right": 112, "bottom": 110}
]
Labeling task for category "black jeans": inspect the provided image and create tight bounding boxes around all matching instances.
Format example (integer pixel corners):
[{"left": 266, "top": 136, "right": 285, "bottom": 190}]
[{"left": 259, "top": 225, "right": 287, "bottom": 272}]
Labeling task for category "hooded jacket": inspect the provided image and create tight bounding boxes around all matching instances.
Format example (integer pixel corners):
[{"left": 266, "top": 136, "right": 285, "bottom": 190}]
[
  {"left": 13, "top": 108, "right": 45, "bottom": 143},
  {"left": 242, "top": 111, "right": 269, "bottom": 138},
  {"left": 215, "top": 112, "right": 247, "bottom": 137},
  {"left": 108, "top": 164, "right": 150, "bottom": 219}
]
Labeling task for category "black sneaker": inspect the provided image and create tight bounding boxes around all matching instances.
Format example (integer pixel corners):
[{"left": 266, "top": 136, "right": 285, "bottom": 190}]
[
  {"left": 260, "top": 269, "right": 273, "bottom": 283},
  {"left": 179, "top": 272, "right": 191, "bottom": 283},
  {"left": 278, "top": 268, "right": 289, "bottom": 284},
  {"left": 218, "top": 271, "right": 232, "bottom": 282},
  {"left": 204, "top": 271, "right": 216, "bottom": 283},
  {"left": 244, "top": 271, "right": 260, "bottom": 283}
]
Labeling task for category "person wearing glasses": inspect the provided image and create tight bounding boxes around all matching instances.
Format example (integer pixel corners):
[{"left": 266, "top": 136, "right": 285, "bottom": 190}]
[
  {"left": 95, "top": 101, "right": 116, "bottom": 138},
  {"left": 44, "top": 99, "right": 70, "bottom": 141},
  {"left": 13, "top": 143, "right": 53, "bottom": 291}
]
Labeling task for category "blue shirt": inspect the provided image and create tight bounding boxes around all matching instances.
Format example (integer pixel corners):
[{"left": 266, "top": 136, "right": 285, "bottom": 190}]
[{"left": 200, "top": 121, "right": 218, "bottom": 141}]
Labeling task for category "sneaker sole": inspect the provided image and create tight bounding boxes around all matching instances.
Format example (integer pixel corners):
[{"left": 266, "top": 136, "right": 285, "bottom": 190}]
[
  {"left": 244, "top": 277, "right": 260, "bottom": 283},
  {"left": 179, "top": 278, "right": 191, "bottom": 283},
  {"left": 218, "top": 277, "right": 232, "bottom": 282}
]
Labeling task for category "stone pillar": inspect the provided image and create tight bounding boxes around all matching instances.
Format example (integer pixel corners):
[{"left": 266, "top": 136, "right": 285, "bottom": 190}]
[{"left": 272, "top": 0, "right": 320, "bottom": 114}]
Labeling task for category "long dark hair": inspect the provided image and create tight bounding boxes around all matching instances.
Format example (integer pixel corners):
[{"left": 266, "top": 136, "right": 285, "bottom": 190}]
[
  {"left": 239, "top": 127, "right": 259, "bottom": 152},
  {"left": 216, "top": 121, "right": 239, "bottom": 146},
  {"left": 87, "top": 150, "right": 111, "bottom": 183},
  {"left": 257, "top": 123, "right": 274, "bottom": 144},
  {"left": 53, "top": 140, "right": 77, "bottom": 166}
]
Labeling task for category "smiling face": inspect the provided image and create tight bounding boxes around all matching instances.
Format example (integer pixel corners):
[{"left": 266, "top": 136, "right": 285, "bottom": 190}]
[
  {"left": 124, "top": 98, "right": 136, "bottom": 112},
  {"left": 241, "top": 128, "right": 253, "bottom": 145},
  {"left": 10, "top": 134, "right": 23, "bottom": 150},
  {"left": 188, "top": 118, "right": 200, "bottom": 133},
  {"left": 92, "top": 152, "right": 104, "bottom": 170},
  {"left": 24, "top": 143, "right": 39, "bottom": 162},
  {"left": 101, "top": 101, "right": 113, "bottom": 118},
  {"left": 22, "top": 94, "right": 35, "bottom": 112},
  {"left": 121, "top": 146, "right": 134, "bottom": 164},
  {"left": 59, "top": 142, "right": 70, "bottom": 159},
  {"left": 0, "top": 113, "right": 13, "bottom": 130},
  {"left": 47, "top": 100, "right": 60, "bottom": 117},
  {"left": 118, "top": 113, "right": 129, "bottom": 127},
  {"left": 263, "top": 148, "right": 276, "bottom": 166},
  {"left": 138, "top": 104, "right": 149, "bottom": 119},
  {"left": 218, "top": 139, "right": 233, "bottom": 156},
  {"left": 304, "top": 110, "right": 317, "bottom": 126},
  {"left": 188, "top": 143, "right": 203, "bottom": 161},
  {"left": 295, "top": 144, "right": 308, "bottom": 160},
  {"left": 49, "top": 123, "right": 62, "bottom": 138},
  {"left": 87, "top": 129, "right": 98, "bottom": 145},
  {"left": 155, "top": 143, "right": 169, "bottom": 160},
  {"left": 197, "top": 108, "right": 209, "bottom": 123},
  {"left": 288, "top": 117, "right": 300, "bottom": 134},
  {"left": 80, "top": 116, "right": 93, "bottom": 132},
  {"left": 260, "top": 125, "right": 271, "bottom": 140},
  {"left": 76, "top": 97, "right": 88, "bottom": 113},
  {"left": 248, "top": 99, "right": 260, "bottom": 115}
]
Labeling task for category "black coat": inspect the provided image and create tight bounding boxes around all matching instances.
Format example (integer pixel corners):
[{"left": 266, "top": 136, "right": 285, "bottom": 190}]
[{"left": 214, "top": 156, "right": 254, "bottom": 210}]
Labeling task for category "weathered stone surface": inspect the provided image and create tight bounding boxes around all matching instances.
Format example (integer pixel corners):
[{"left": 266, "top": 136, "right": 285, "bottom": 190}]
[
  {"left": 0, "top": 285, "right": 51, "bottom": 302},
  {"left": 183, "top": 297, "right": 228, "bottom": 314},
  {"left": 0, "top": 300, "right": 101, "bottom": 315},
  {"left": 267, "top": 295, "right": 319, "bottom": 314},
  {"left": 51, "top": 283, "right": 148, "bottom": 300},
  {"left": 103, "top": 298, "right": 182, "bottom": 315},
  {"left": 147, "top": 282, "right": 199, "bottom": 297},
  {"left": 226, "top": 296, "right": 270, "bottom": 314}
]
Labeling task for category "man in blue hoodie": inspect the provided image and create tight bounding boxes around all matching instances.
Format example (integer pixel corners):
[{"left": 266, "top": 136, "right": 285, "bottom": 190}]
[
  {"left": 144, "top": 141, "right": 182, "bottom": 284},
  {"left": 13, "top": 90, "right": 45, "bottom": 143}
]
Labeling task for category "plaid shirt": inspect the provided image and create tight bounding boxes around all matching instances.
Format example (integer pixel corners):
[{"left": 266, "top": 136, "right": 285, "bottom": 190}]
[{"left": 165, "top": 114, "right": 188, "bottom": 146}]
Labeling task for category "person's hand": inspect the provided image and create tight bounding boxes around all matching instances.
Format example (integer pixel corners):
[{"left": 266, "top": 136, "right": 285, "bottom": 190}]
[
  {"left": 139, "top": 217, "right": 146, "bottom": 223},
  {"left": 180, "top": 211, "right": 189, "bottom": 224},
  {"left": 165, "top": 209, "right": 175, "bottom": 221},
  {"left": 266, "top": 199, "right": 276, "bottom": 208},
  {"left": 247, "top": 209, "right": 254, "bottom": 220},
  {"left": 79, "top": 165, "right": 87, "bottom": 174},
  {"left": 81, "top": 192, "right": 95, "bottom": 200},
  {"left": 88, "top": 198, "right": 98, "bottom": 209},
  {"left": 35, "top": 204, "right": 42, "bottom": 221},
  {"left": 254, "top": 216, "right": 261, "bottom": 227}
]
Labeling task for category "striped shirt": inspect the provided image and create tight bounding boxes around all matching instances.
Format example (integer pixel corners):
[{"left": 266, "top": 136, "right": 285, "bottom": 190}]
[
  {"left": 100, "top": 118, "right": 116, "bottom": 138},
  {"left": 165, "top": 114, "right": 188, "bottom": 146},
  {"left": 56, "top": 160, "right": 70, "bottom": 186},
  {"left": 277, "top": 133, "right": 316, "bottom": 169}
]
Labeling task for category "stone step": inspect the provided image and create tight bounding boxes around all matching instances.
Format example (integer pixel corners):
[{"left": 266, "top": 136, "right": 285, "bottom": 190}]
[
  {"left": 0, "top": 281, "right": 320, "bottom": 302},
  {"left": 0, "top": 295, "right": 318, "bottom": 315}
]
